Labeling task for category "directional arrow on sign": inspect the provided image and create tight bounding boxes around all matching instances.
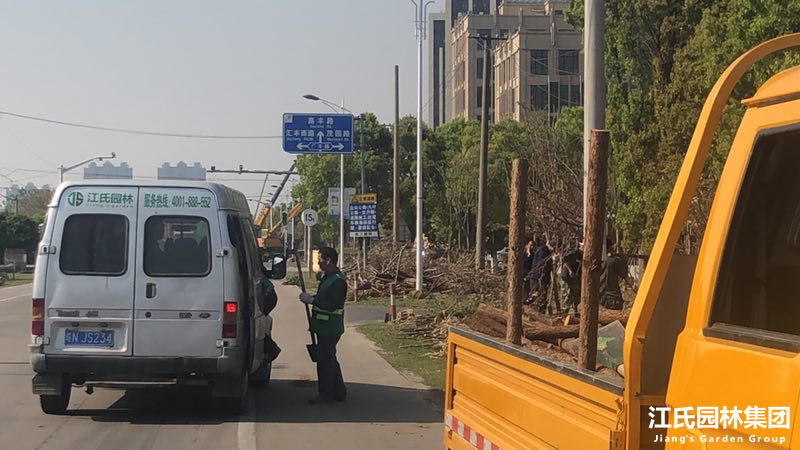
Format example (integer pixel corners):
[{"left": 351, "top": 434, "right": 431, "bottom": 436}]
[
  {"left": 317, "top": 131, "right": 325, "bottom": 142},
  {"left": 296, "top": 143, "right": 309, "bottom": 150},
  {"left": 332, "top": 143, "right": 344, "bottom": 150}
]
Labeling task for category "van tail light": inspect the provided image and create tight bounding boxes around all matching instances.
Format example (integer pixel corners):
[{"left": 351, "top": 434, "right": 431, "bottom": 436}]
[
  {"left": 222, "top": 301, "right": 237, "bottom": 338},
  {"left": 32, "top": 298, "right": 44, "bottom": 336}
]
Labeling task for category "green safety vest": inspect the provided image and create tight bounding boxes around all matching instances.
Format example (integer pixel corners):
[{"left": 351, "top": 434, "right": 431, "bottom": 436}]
[{"left": 309, "top": 271, "right": 345, "bottom": 336}]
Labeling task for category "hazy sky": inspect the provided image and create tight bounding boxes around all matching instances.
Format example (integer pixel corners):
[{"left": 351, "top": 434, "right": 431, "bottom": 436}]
[{"left": 0, "top": 1, "right": 442, "bottom": 211}]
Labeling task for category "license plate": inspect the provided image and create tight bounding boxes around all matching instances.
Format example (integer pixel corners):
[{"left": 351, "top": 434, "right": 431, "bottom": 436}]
[{"left": 64, "top": 329, "right": 114, "bottom": 347}]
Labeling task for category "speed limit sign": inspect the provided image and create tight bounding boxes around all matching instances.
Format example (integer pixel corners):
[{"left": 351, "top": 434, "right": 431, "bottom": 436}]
[{"left": 301, "top": 208, "right": 319, "bottom": 227}]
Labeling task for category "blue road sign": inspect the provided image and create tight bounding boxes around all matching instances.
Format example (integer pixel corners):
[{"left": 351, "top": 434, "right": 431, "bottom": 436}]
[
  {"left": 282, "top": 113, "right": 354, "bottom": 154},
  {"left": 349, "top": 201, "right": 379, "bottom": 238}
]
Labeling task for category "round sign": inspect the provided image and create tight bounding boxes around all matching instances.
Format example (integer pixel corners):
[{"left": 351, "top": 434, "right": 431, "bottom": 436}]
[{"left": 301, "top": 208, "right": 318, "bottom": 227}]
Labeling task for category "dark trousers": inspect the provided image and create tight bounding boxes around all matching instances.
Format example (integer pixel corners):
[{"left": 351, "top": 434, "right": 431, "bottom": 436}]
[{"left": 316, "top": 334, "right": 346, "bottom": 400}]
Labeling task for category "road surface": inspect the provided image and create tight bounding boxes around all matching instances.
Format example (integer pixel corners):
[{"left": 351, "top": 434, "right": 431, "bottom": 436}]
[{"left": 0, "top": 282, "right": 442, "bottom": 449}]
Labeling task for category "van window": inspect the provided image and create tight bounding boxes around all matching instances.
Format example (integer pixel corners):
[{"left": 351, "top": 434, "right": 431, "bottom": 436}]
[
  {"left": 60, "top": 214, "right": 128, "bottom": 276},
  {"left": 709, "top": 127, "right": 800, "bottom": 340},
  {"left": 144, "top": 216, "right": 211, "bottom": 277}
]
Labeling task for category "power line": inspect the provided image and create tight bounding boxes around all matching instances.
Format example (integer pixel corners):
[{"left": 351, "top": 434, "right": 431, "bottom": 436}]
[{"left": 0, "top": 110, "right": 282, "bottom": 140}]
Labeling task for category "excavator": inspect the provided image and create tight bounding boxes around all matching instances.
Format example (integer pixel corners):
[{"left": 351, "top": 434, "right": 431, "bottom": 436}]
[{"left": 255, "top": 202, "right": 303, "bottom": 251}]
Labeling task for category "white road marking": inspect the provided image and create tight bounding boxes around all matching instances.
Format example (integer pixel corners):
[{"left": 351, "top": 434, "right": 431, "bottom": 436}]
[
  {"left": 0, "top": 294, "right": 28, "bottom": 303},
  {"left": 237, "top": 393, "right": 257, "bottom": 450}
]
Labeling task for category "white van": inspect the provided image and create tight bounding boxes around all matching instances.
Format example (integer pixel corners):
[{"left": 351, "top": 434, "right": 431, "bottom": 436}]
[{"left": 29, "top": 181, "right": 285, "bottom": 414}]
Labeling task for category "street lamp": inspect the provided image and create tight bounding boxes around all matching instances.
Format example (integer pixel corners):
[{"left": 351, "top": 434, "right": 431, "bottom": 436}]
[
  {"left": 59, "top": 152, "right": 117, "bottom": 182},
  {"left": 411, "top": 0, "right": 435, "bottom": 292},
  {"left": 303, "top": 93, "right": 353, "bottom": 260}
]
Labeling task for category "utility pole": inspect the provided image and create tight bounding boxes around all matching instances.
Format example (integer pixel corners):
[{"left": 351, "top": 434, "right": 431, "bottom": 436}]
[
  {"left": 583, "top": 0, "right": 606, "bottom": 233},
  {"left": 471, "top": 34, "right": 505, "bottom": 270},
  {"left": 359, "top": 114, "right": 367, "bottom": 269},
  {"left": 393, "top": 64, "right": 400, "bottom": 244},
  {"left": 412, "top": 0, "right": 434, "bottom": 292}
]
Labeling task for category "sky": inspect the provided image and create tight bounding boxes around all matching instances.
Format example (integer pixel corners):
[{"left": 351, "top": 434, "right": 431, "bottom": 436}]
[{"left": 0, "top": 1, "right": 442, "bottom": 212}]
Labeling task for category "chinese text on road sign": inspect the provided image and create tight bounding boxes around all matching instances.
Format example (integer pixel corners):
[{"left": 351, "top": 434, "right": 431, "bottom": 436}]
[
  {"left": 349, "top": 194, "right": 378, "bottom": 238},
  {"left": 282, "top": 113, "right": 354, "bottom": 154}
]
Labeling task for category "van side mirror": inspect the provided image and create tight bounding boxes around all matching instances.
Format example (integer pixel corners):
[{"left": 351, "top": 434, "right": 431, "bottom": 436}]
[{"left": 265, "top": 254, "right": 286, "bottom": 280}]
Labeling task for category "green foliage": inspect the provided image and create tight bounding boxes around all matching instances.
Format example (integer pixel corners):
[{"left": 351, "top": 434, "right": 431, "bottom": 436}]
[
  {"left": 0, "top": 212, "right": 40, "bottom": 261},
  {"left": 291, "top": 112, "right": 585, "bottom": 254},
  {"left": 600, "top": 0, "right": 800, "bottom": 252},
  {"left": 291, "top": 114, "right": 437, "bottom": 246}
]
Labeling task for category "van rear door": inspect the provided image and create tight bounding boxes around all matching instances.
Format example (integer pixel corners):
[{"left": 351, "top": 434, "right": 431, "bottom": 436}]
[
  {"left": 44, "top": 186, "right": 138, "bottom": 356},
  {"left": 133, "top": 188, "right": 223, "bottom": 357}
]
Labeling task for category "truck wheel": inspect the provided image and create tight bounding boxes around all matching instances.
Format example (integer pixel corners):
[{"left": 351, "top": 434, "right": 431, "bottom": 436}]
[
  {"left": 249, "top": 361, "right": 272, "bottom": 389},
  {"left": 39, "top": 380, "right": 71, "bottom": 415}
]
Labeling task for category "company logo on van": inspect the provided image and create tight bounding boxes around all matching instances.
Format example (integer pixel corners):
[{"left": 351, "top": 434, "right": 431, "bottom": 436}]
[
  {"left": 66, "top": 191, "right": 135, "bottom": 208},
  {"left": 67, "top": 192, "right": 84, "bottom": 207}
]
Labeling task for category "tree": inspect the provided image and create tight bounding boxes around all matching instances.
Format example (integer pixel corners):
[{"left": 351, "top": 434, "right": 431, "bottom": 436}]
[
  {"left": 0, "top": 213, "right": 40, "bottom": 262},
  {"left": 291, "top": 113, "right": 439, "bottom": 246},
  {"left": 569, "top": 0, "right": 800, "bottom": 253}
]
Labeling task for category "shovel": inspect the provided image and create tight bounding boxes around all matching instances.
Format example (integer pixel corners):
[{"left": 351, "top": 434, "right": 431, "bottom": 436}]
[{"left": 293, "top": 250, "right": 318, "bottom": 362}]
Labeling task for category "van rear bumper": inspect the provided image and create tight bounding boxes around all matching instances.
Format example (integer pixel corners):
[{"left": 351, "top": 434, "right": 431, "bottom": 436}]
[{"left": 30, "top": 347, "right": 244, "bottom": 378}]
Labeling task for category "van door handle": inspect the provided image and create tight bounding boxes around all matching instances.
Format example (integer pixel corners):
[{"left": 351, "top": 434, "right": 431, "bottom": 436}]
[{"left": 146, "top": 283, "right": 157, "bottom": 299}]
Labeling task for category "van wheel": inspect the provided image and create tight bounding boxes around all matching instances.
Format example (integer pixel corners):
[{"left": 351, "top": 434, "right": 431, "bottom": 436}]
[
  {"left": 249, "top": 361, "right": 272, "bottom": 389},
  {"left": 214, "top": 373, "right": 248, "bottom": 415},
  {"left": 218, "top": 395, "right": 246, "bottom": 415},
  {"left": 40, "top": 381, "right": 71, "bottom": 415}
]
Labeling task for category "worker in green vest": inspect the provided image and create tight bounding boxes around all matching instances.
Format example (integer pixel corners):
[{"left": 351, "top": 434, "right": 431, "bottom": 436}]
[{"left": 299, "top": 246, "right": 348, "bottom": 404}]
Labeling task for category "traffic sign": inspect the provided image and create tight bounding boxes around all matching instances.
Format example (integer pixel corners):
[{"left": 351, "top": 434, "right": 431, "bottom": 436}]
[
  {"left": 301, "top": 209, "right": 319, "bottom": 227},
  {"left": 282, "top": 113, "right": 354, "bottom": 154},
  {"left": 349, "top": 194, "right": 378, "bottom": 238},
  {"left": 328, "top": 187, "right": 356, "bottom": 219}
]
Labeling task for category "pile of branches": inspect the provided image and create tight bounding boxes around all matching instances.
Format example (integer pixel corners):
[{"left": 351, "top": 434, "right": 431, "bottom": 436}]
[
  {"left": 343, "top": 242, "right": 505, "bottom": 298},
  {"left": 465, "top": 303, "right": 630, "bottom": 345}
]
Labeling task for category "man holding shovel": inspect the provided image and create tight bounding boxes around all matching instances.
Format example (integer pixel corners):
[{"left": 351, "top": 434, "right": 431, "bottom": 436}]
[{"left": 299, "top": 246, "right": 348, "bottom": 404}]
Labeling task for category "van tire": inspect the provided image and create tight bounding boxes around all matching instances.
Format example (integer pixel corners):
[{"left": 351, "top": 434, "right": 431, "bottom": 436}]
[
  {"left": 215, "top": 373, "right": 248, "bottom": 415},
  {"left": 249, "top": 361, "right": 271, "bottom": 389},
  {"left": 218, "top": 395, "right": 246, "bottom": 415},
  {"left": 39, "top": 382, "right": 71, "bottom": 415}
]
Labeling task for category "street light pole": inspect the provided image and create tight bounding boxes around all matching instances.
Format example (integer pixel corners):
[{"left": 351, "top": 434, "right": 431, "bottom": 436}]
[
  {"left": 59, "top": 152, "right": 117, "bottom": 182},
  {"left": 411, "top": 0, "right": 434, "bottom": 293}
]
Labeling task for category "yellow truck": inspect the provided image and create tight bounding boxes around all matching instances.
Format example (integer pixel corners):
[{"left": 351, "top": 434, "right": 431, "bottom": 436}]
[{"left": 444, "top": 34, "right": 800, "bottom": 449}]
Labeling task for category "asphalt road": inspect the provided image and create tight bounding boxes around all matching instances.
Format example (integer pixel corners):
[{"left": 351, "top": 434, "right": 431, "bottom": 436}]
[{"left": 0, "top": 282, "right": 442, "bottom": 450}]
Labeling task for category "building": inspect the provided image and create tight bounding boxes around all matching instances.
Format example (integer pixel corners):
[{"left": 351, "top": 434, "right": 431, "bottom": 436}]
[
  {"left": 158, "top": 162, "right": 206, "bottom": 181},
  {"left": 84, "top": 161, "right": 133, "bottom": 180},
  {"left": 447, "top": 0, "right": 582, "bottom": 122},
  {"left": 428, "top": 1, "right": 502, "bottom": 128},
  {"left": 493, "top": 0, "right": 582, "bottom": 121}
]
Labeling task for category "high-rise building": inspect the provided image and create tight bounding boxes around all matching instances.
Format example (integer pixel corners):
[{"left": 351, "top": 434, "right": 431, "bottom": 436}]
[
  {"left": 84, "top": 161, "right": 133, "bottom": 180},
  {"left": 428, "top": 0, "right": 501, "bottom": 128},
  {"left": 493, "top": 0, "right": 582, "bottom": 121},
  {"left": 158, "top": 162, "right": 206, "bottom": 181},
  {"left": 445, "top": 0, "right": 582, "bottom": 123}
]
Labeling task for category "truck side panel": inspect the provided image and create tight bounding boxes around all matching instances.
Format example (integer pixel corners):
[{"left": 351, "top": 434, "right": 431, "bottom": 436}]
[{"left": 445, "top": 328, "right": 624, "bottom": 449}]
